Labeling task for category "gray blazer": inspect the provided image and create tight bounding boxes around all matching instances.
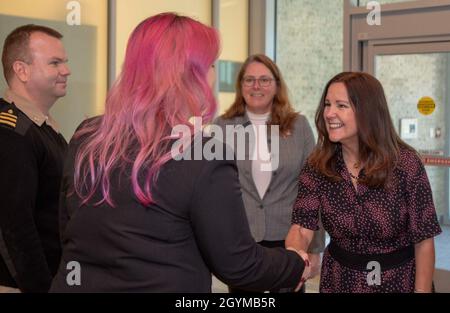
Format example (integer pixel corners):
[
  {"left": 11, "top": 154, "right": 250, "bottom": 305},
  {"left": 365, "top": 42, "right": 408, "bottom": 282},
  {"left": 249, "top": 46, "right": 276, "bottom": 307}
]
[{"left": 214, "top": 113, "right": 325, "bottom": 253}]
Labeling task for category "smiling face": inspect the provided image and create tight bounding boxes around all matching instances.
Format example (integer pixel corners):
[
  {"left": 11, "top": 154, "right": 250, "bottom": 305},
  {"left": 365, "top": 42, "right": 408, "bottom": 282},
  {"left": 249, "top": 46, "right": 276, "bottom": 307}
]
[
  {"left": 241, "top": 61, "right": 277, "bottom": 114},
  {"left": 323, "top": 82, "right": 358, "bottom": 149},
  {"left": 25, "top": 32, "right": 71, "bottom": 104}
]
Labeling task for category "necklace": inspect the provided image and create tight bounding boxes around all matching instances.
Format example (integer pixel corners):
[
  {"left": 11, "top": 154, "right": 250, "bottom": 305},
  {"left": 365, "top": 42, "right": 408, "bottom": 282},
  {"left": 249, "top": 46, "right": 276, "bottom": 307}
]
[{"left": 343, "top": 153, "right": 361, "bottom": 180}]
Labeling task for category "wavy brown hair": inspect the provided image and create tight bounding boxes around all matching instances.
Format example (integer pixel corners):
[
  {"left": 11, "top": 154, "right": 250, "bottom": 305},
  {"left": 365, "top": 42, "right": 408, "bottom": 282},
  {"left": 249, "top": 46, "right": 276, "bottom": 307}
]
[
  {"left": 309, "top": 72, "right": 415, "bottom": 187},
  {"left": 221, "top": 54, "right": 298, "bottom": 136}
]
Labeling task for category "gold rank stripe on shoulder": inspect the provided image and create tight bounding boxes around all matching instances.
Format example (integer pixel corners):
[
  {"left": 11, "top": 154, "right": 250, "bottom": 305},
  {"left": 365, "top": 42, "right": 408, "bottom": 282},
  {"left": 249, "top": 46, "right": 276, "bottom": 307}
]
[
  {"left": 0, "top": 112, "right": 17, "bottom": 128},
  {"left": 0, "top": 119, "right": 16, "bottom": 128},
  {"left": 0, "top": 113, "right": 17, "bottom": 122},
  {"left": 0, "top": 110, "right": 17, "bottom": 120}
]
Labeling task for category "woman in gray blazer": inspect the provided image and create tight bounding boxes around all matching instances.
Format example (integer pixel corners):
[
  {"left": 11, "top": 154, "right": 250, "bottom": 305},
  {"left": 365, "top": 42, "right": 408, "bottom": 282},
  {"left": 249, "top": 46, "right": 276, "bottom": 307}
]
[{"left": 214, "top": 54, "right": 325, "bottom": 293}]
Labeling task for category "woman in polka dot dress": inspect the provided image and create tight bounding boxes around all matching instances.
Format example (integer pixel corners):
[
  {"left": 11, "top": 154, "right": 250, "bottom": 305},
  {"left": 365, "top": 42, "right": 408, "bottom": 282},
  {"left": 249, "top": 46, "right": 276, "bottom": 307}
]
[{"left": 285, "top": 72, "right": 442, "bottom": 293}]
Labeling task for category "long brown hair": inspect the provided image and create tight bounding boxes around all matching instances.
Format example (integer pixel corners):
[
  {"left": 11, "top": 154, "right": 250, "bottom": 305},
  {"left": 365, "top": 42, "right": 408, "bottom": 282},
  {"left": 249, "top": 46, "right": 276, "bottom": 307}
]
[
  {"left": 309, "top": 71, "right": 415, "bottom": 187},
  {"left": 222, "top": 54, "right": 298, "bottom": 136}
]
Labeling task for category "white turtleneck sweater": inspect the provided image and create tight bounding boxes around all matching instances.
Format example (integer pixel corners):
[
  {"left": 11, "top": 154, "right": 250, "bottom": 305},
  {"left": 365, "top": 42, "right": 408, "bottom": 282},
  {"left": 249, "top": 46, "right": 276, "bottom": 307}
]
[{"left": 246, "top": 109, "right": 272, "bottom": 200}]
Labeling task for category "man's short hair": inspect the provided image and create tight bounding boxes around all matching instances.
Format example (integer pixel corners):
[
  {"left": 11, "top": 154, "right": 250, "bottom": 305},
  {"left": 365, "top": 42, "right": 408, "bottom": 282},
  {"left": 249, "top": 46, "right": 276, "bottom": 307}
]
[{"left": 1, "top": 24, "right": 63, "bottom": 84}]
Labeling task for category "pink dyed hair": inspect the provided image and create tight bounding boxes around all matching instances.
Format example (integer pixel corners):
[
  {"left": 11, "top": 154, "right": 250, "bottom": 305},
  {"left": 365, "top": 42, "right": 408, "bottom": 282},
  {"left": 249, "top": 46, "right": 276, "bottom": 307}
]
[{"left": 73, "top": 13, "right": 220, "bottom": 206}]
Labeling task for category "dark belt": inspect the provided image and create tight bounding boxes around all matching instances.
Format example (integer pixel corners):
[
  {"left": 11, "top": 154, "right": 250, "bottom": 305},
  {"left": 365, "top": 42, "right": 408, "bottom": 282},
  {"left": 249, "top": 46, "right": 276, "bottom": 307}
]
[{"left": 328, "top": 240, "right": 414, "bottom": 271}]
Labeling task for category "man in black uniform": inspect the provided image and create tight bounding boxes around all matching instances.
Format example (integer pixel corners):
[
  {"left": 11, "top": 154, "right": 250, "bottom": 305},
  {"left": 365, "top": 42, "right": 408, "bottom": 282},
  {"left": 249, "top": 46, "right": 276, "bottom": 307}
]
[{"left": 0, "top": 25, "right": 70, "bottom": 292}]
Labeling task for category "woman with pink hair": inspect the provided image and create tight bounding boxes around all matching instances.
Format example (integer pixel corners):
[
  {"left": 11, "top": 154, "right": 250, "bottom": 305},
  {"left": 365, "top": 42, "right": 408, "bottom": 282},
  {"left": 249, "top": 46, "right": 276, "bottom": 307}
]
[{"left": 50, "top": 13, "right": 309, "bottom": 292}]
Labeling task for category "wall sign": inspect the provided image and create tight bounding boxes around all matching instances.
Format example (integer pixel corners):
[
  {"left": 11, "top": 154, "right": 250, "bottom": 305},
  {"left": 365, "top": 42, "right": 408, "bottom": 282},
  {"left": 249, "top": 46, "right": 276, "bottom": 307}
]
[{"left": 417, "top": 96, "right": 436, "bottom": 115}]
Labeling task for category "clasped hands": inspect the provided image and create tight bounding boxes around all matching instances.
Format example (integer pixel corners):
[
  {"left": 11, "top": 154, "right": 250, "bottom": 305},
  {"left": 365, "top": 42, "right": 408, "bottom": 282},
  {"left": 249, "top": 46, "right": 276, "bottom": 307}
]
[{"left": 286, "top": 247, "right": 320, "bottom": 292}]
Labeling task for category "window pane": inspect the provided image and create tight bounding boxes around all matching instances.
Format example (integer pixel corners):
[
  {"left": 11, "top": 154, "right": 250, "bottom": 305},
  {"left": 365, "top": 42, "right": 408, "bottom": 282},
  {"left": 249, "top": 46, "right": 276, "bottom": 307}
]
[
  {"left": 276, "top": 0, "right": 343, "bottom": 132},
  {"left": 375, "top": 52, "right": 450, "bottom": 226}
]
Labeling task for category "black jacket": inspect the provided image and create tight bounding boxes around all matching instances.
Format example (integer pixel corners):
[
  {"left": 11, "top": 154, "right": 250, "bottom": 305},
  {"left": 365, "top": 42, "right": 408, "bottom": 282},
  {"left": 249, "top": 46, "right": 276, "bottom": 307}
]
[
  {"left": 0, "top": 98, "right": 67, "bottom": 292},
  {"left": 50, "top": 117, "right": 304, "bottom": 292}
]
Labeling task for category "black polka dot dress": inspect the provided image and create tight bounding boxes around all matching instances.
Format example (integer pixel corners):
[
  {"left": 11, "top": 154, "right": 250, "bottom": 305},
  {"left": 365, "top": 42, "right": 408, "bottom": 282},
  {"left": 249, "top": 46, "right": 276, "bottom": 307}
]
[{"left": 292, "top": 146, "right": 442, "bottom": 293}]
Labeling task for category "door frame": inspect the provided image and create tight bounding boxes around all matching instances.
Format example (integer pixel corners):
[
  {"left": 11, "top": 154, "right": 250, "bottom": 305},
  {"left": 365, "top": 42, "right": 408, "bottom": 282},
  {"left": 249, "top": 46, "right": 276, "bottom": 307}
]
[
  {"left": 344, "top": 0, "right": 450, "bottom": 71},
  {"left": 344, "top": 0, "right": 450, "bottom": 226}
]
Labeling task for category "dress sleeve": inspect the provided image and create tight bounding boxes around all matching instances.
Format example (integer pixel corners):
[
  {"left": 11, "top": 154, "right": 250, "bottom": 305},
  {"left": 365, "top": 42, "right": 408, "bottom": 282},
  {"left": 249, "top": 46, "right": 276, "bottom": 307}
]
[
  {"left": 404, "top": 152, "right": 442, "bottom": 244},
  {"left": 291, "top": 164, "right": 321, "bottom": 231}
]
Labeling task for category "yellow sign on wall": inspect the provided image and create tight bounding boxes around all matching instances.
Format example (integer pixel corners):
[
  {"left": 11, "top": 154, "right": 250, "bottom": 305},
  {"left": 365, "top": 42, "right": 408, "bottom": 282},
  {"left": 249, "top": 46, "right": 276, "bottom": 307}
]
[{"left": 417, "top": 96, "right": 436, "bottom": 115}]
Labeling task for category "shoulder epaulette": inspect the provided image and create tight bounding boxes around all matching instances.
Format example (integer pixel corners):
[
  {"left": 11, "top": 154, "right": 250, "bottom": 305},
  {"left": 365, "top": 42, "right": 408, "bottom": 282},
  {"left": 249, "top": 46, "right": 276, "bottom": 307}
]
[
  {"left": 0, "top": 108, "right": 18, "bottom": 130},
  {"left": 0, "top": 100, "right": 33, "bottom": 136}
]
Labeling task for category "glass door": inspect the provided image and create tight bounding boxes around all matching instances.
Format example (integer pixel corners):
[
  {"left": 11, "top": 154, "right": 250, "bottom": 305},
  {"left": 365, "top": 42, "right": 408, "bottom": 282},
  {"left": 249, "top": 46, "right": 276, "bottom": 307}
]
[
  {"left": 371, "top": 45, "right": 450, "bottom": 228},
  {"left": 372, "top": 44, "right": 450, "bottom": 294}
]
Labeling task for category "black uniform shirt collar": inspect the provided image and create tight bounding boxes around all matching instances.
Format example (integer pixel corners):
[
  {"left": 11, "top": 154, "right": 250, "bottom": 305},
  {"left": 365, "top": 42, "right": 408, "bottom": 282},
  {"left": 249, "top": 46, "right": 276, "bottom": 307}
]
[{"left": 4, "top": 89, "right": 60, "bottom": 133}]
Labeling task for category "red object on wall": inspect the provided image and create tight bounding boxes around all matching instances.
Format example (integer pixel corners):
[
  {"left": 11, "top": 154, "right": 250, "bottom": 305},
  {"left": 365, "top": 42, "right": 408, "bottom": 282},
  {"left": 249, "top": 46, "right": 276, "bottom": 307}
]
[{"left": 422, "top": 156, "right": 450, "bottom": 167}]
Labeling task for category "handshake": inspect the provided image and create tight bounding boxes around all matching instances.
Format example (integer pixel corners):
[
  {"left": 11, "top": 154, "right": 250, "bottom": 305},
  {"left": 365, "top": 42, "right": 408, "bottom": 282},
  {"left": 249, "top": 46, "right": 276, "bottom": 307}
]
[{"left": 286, "top": 247, "right": 321, "bottom": 292}]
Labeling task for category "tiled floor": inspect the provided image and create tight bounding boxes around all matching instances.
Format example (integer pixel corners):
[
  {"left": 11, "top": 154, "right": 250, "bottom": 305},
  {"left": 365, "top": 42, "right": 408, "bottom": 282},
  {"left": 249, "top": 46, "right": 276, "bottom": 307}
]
[
  {"left": 212, "top": 225, "right": 449, "bottom": 293},
  {"left": 211, "top": 275, "right": 320, "bottom": 293}
]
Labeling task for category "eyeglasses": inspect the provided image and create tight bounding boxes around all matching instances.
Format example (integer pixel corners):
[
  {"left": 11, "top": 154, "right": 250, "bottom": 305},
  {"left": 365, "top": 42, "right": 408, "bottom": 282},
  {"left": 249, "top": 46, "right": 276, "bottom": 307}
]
[{"left": 242, "top": 76, "right": 275, "bottom": 87}]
